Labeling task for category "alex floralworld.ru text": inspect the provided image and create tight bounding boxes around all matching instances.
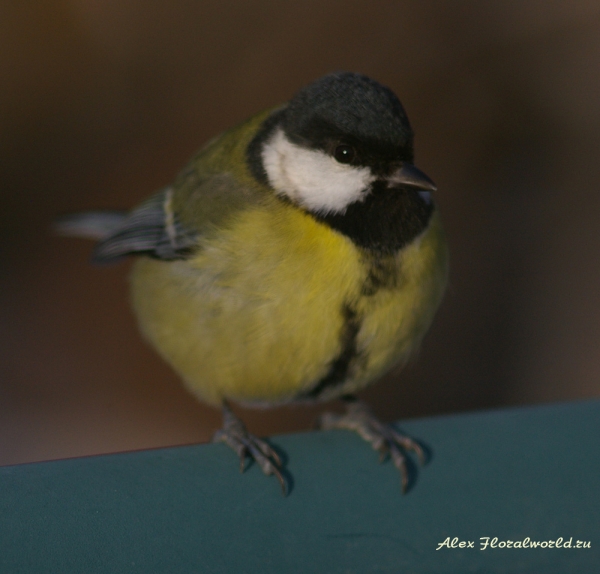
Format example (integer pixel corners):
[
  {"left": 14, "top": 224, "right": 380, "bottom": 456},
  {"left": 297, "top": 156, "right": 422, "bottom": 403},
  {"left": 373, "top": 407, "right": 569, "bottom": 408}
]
[{"left": 436, "top": 537, "right": 591, "bottom": 550}]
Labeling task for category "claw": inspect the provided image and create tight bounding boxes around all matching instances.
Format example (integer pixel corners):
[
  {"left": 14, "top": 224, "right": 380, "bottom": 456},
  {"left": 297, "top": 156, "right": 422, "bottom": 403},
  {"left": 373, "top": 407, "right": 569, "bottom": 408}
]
[
  {"left": 254, "top": 437, "right": 282, "bottom": 467},
  {"left": 411, "top": 442, "right": 425, "bottom": 466},
  {"left": 389, "top": 427, "right": 425, "bottom": 465},
  {"left": 239, "top": 448, "right": 247, "bottom": 473},
  {"left": 400, "top": 464, "right": 409, "bottom": 493},
  {"left": 377, "top": 443, "right": 389, "bottom": 463},
  {"left": 319, "top": 399, "right": 426, "bottom": 493},
  {"left": 389, "top": 443, "right": 409, "bottom": 493},
  {"left": 213, "top": 401, "right": 288, "bottom": 495},
  {"left": 270, "top": 464, "right": 287, "bottom": 496}
]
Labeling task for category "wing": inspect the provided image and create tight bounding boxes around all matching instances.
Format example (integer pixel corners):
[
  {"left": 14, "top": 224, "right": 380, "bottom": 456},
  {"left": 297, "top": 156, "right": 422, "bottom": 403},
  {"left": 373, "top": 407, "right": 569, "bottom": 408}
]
[
  {"left": 92, "top": 187, "right": 198, "bottom": 263},
  {"left": 57, "top": 122, "right": 271, "bottom": 264}
]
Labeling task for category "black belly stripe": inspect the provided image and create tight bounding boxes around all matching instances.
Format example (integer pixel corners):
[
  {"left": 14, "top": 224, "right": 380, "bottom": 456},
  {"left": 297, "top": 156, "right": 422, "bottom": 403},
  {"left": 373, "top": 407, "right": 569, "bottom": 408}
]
[
  {"left": 302, "top": 305, "right": 361, "bottom": 399},
  {"left": 361, "top": 254, "right": 400, "bottom": 296}
]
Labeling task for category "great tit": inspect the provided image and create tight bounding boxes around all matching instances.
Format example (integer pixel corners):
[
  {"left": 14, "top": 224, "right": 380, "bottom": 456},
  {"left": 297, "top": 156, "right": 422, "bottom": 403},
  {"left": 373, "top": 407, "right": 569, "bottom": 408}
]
[{"left": 57, "top": 72, "right": 448, "bottom": 494}]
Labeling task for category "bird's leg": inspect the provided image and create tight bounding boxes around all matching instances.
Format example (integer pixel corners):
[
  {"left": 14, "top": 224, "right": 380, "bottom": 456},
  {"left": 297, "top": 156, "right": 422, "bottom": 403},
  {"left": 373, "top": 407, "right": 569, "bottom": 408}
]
[
  {"left": 317, "top": 395, "right": 425, "bottom": 493},
  {"left": 212, "top": 400, "right": 287, "bottom": 495}
]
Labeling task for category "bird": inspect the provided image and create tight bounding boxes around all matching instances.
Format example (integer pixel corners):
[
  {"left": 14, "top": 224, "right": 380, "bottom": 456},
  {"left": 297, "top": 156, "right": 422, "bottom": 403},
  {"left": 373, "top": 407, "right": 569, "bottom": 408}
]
[{"left": 56, "top": 72, "right": 449, "bottom": 494}]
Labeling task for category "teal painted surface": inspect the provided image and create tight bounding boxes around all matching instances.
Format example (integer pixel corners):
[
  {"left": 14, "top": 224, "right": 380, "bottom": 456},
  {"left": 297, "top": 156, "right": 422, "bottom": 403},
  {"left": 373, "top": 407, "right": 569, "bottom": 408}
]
[{"left": 1, "top": 400, "right": 598, "bottom": 573}]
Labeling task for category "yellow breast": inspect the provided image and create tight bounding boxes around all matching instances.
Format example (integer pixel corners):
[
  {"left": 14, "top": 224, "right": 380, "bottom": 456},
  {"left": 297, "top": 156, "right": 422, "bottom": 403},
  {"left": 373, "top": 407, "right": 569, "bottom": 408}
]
[{"left": 130, "top": 201, "right": 448, "bottom": 407}]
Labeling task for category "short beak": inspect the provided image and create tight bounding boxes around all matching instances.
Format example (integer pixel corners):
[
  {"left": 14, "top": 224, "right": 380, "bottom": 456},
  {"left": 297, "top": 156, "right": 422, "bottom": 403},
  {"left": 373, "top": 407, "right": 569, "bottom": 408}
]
[{"left": 388, "top": 164, "right": 437, "bottom": 192}]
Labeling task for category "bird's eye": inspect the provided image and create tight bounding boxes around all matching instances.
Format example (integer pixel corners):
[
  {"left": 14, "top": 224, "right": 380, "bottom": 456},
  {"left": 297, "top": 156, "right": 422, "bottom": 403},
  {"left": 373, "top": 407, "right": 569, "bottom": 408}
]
[{"left": 333, "top": 144, "right": 356, "bottom": 164}]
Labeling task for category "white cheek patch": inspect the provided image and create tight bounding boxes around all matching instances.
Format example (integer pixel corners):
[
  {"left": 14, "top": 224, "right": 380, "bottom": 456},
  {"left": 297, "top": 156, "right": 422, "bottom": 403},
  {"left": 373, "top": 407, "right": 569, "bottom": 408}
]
[{"left": 261, "top": 128, "right": 374, "bottom": 214}]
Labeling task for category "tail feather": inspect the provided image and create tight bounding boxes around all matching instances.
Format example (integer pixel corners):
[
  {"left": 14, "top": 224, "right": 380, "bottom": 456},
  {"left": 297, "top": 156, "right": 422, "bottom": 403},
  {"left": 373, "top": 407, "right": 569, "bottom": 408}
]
[{"left": 53, "top": 211, "right": 128, "bottom": 241}]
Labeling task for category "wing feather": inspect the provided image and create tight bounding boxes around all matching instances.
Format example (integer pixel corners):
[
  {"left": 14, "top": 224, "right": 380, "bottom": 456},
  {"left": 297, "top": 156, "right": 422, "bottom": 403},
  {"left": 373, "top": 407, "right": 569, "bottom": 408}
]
[{"left": 92, "top": 188, "right": 197, "bottom": 262}]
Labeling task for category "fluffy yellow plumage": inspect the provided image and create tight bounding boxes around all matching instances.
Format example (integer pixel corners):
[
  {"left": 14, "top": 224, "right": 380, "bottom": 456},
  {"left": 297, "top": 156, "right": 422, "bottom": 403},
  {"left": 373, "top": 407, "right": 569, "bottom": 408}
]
[{"left": 131, "top": 178, "right": 447, "bottom": 407}]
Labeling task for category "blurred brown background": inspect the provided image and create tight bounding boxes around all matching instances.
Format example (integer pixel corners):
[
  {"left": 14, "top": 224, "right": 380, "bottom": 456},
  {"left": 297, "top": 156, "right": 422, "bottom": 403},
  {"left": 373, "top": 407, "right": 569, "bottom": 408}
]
[{"left": 2, "top": 1, "right": 600, "bottom": 466}]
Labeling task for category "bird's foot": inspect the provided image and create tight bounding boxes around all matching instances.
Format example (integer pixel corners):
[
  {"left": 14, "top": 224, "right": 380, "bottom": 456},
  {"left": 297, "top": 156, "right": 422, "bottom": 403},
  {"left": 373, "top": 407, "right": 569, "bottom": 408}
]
[
  {"left": 212, "top": 401, "right": 287, "bottom": 495},
  {"left": 318, "top": 399, "right": 425, "bottom": 493}
]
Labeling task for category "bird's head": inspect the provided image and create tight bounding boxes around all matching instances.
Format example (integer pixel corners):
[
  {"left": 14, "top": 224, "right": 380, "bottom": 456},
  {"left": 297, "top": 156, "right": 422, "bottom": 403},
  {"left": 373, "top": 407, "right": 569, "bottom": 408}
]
[{"left": 247, "top": 72, "right": 437, "bottom": 252}]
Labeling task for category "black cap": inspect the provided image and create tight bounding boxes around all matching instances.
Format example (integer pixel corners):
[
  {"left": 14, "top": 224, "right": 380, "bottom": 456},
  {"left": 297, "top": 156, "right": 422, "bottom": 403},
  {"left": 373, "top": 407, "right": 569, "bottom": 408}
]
[{"left": 282, "top": 72, "right": 414, "bottom": 165}]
